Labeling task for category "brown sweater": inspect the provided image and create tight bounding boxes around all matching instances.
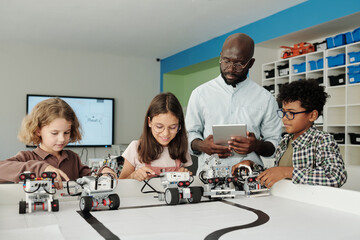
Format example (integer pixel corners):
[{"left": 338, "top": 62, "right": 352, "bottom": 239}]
[{"left": 0, "top": 147, "right": 91, "bottom": 183}]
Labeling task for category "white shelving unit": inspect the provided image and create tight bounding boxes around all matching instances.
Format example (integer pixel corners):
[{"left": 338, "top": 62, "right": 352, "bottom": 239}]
[{"left": 262, "top": 41, "right": 360, "bottom": 167}]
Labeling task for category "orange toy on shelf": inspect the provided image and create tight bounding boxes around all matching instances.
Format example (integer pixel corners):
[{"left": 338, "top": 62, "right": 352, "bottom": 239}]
[{"left": 280, "top": 42, "right": 315, "bottom": 59}]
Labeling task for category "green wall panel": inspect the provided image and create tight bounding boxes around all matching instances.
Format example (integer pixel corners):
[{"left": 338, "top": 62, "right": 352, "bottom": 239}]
[{"left": 163, "top": 57, "right": 219, "bottom": 108}]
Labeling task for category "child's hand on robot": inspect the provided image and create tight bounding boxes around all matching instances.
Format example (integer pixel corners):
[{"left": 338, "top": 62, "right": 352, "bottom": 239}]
[
  {"left": 178, "top": 167, "right": 192, "bottom": 175},
  {"left": 131, "top": 167, "right": 155, "bottom": 181},
  {"left": 99, "top": 166, "right": 118, "bottom": 179},
  {"left": 44, "top": 165, "right": 70, "bottom": 190}
]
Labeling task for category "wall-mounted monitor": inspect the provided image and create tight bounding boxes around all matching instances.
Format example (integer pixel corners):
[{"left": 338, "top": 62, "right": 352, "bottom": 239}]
[{"left": 26, "top": 94, "right": 114, "bottom": 147}]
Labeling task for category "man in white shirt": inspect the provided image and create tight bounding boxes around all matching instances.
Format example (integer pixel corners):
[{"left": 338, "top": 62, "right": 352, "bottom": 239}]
[{"left": 185, "top": 33, "right": 282, "bottom": 174}]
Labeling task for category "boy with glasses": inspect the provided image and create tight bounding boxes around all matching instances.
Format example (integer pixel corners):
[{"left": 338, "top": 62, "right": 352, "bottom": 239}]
[{"left": 257, "top": 79, "right": 347, "bottom": 188}]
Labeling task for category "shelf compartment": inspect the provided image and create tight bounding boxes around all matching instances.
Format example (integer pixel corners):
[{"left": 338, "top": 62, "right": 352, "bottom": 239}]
[
  {"left": 347, "top": 106, "right": 360, "bottom": 125},
  {"left": 347, "top": 84, "right": 360, "bottom": 104},
  {"left": 327, "top": 87, "right": 345, "bottom": 106},
  {"left": 327, "top": 106, "right": 345, "bottom": 125},
  {"left": 347, "top": 146, "right": 360, "bottom": 165}
]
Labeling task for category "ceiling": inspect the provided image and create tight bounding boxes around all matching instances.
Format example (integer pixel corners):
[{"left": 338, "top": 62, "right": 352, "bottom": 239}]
[{"left": 0, "top": 0, "right": 306, "bottom": 59}]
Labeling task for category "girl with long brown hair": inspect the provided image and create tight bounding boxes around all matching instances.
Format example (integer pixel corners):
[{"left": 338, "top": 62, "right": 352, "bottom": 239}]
[{"left": 120, "top": 92, "right": 192, "bottom": 181}]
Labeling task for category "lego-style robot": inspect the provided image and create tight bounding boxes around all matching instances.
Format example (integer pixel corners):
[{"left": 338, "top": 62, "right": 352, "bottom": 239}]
[
  {"left": 233, "top": 164, "right": 270, "bottom": 196},
  {"left": 90, "top": 154, "right": 124, "bottom": 177},
  {"left": 199, "top": 155, "right": 243, "bottom": 199},
  {"left": 19, "top": 171, "right": 59, "bottom": 214},
  {"left": 157, "top": 171, "right": 203, "bottom": 205},
  {"left": 76, "top": 174, "right": 120, "bottom": 212}
]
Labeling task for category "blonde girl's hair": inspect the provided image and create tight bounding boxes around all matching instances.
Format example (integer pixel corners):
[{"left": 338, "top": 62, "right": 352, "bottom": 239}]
[{"left": 18, "top": 98, "right": 82, "bottom": 145}]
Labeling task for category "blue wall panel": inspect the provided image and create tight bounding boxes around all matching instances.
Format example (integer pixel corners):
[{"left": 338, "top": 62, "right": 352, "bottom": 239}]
[{"left": 160, "top": 0, "right": 360, "bottom": 91}]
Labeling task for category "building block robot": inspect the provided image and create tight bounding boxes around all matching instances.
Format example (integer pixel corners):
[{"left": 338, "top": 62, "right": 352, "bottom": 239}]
[
  {"left": 76, "top": 174, "right": 120, "bottom": 212},
  {"left": 199, "top": 155, "right": 243, "bottom": 199},
  {"left": 18, "top": 171, "right": 59, "bottom": 214},
  {"left": 233, "top": 164, "right": 270, "bottom": 196},
  {"left": 157, "top": 171, "right": 203, "bottom": 205},
  {"left": 89, "top": 154, "right": 124, "bottom": 177}
]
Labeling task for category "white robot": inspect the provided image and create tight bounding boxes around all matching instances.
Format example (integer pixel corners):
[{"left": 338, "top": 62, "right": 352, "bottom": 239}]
[
  {"left": 157, "top": 171, "right": 203, "bottom": 205},
  {"left": 19, "top": 171, "right": 59, "bottom": 214},
  {"left": 76, "top": 174, "right": 120, "bottom": 212},
  {"left": 89, "top": 154, "right": 124, "bottom": 177},
  {"left": 233, "top": 164, "right": 270, "bottom": 196},
  {"left": 199, "top": 155, "right": 243, "bottom": 199}
]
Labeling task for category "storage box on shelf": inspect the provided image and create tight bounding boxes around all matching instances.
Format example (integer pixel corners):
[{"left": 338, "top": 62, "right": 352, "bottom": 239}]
[
  {"left": 345, "top": 27, "right": 360, "bottom": 45},
  {"left": 262, "top": 39, "right": 360, "bottom": 167},
  {"left": 330, "top": 132, "right": 346, "bottom": 144},
  {"left": 326, "top": 33, "right": 346, "bottom": 49}
]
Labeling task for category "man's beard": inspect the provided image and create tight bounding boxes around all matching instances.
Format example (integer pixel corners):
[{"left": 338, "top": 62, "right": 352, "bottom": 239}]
[{"left": 220, "top": 68, "right": 248, "bottom": 87}]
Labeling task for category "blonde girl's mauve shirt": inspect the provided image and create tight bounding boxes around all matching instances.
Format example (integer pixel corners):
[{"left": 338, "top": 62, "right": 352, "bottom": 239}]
[
  {"left": 0, "top": 147, "right": 91, "bottom": 183},
  {"left": 122, "top": 140, "right": 192, "bottom": 170}
]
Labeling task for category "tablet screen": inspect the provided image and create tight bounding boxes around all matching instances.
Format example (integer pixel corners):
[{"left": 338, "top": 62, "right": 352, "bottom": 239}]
[{"left": 212, "top": 124, "right": 247, "bottom": 146}]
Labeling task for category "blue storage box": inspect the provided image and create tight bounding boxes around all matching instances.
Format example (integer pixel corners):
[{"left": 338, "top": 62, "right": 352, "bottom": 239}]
[
  {"left": 309, "top": 61, "right": 317, "bottom": 71},
  {"left": 293, "top": 62, "right": 306, "bottom": 73},
  {"left": 326, "top": 34, "right": 346, "bottom": 49},
  {"left": 345, "top": 27, "right": 360, "bottom": 44},
  {"left": 353, "top": 27, "right": 360, "bottom": 42},
  {"left": 348, "top": 65, "right": 360, "bottom": 74},
  {"left": 317, "top": 58, "right": 324, "bottom": 69},
  {"left": 327, "top": 53, "right": 345, "bottom": 68},
  {"left": 308, "top": 59, "right": 324, "bottom": 71},
  {"left": 348, "top": 73, "right": 360, "bottom": 84},
  {"left": 345, "top": 32, "right": 355, "bottom": 44},
  {"left": 326, "top": 37, "right": 335, "bottom": 49},
  {"left": 334, "top": 34, "right": 346, "bottom": 47},
  {"left": 348, "top": 51, "right": 360, "bottom": 64}
]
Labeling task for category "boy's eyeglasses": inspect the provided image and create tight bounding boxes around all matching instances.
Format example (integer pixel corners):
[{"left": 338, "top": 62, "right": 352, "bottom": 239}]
[
  {"left": 277, "top": 109, "right": 310, "bottom": 120},
  {"left": 219, "top": 58, "right": 251, "bottom": 72},
  {"left": 152, "top": 124, "right": 181, "bottom": 134}
]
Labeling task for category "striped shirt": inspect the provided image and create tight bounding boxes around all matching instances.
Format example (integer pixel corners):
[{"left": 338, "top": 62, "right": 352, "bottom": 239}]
[{"left": 274, "top": 126, "right": 347, "bottom": 187}]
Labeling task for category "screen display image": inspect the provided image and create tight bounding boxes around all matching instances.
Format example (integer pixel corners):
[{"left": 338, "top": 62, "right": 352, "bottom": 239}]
[{"left": 27, "top": 95, "right": 114, "bottom": 147}]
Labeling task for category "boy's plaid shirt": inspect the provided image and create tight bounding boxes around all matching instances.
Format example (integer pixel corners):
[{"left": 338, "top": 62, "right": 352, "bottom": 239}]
[{"left": 274, "top": 126, "right": 347, "bottom": 187}]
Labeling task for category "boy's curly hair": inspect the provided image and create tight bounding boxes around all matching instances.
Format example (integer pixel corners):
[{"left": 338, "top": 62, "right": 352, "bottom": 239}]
[{"left": 277, "top": 79, "right": 329, "bottom": 115}]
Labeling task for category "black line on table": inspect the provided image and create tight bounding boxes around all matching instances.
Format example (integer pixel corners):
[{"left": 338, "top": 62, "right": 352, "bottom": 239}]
[
  {"left": 77, "top": 211, "right": 120, "bottom": 240},
  {"left": 204, "top": 199, "right": 270, "bottom": 240}
]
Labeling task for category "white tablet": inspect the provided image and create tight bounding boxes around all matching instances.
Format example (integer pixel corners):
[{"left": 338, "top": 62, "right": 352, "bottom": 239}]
[{"left": 212, "top": 124, "right": 247, "bottom": 146}]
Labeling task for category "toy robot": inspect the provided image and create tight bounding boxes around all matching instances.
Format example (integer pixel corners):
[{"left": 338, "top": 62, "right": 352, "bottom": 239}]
[
  {"left": 199, "top": 155, "right": 243, "bottom": 199},
  {"left": 18, "top": 171, "right": 59, "bottom": 214},
  {"left": 233, "top": 164, "right": 270, "bottom": 196},
  {"left": 90, "top": 154, "right": 124, "bottom": 177},
  {"left": 76, "top": 174, "right": 120, "bottom": 212},
  {"left": 157, "top": 171, "right": 203, "bottom": 205}
]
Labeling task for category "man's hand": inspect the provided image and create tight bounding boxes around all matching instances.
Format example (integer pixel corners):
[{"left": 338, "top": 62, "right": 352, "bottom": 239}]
[
  {"left": 192, "top": 135, "right": 232, "bottom": 158},
  {"left": 228, "top": 131, "right": 260, "bottom": 155},
  {"left": 44, "top": 165, "right": 70, "bottom": 190},
  {"left": 256, "top": 166, "right": 293, "bottom": 188},
  {"left": 130, "top": 166, "right": 155, "bottom": 182},
  {"left": 231, "top": 160, "right": 253, "bottom": 175}
]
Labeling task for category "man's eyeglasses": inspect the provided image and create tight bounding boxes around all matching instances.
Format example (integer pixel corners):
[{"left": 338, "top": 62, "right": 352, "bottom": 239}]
[
  {"left": 277, "top": 109, "right": 310, "bottom": 120},
  {"left": 219, "top": 58, "right": 252, "bottom": 72},
  {"left": 151, "top": 124, "right": 180, "bottom": 134}
]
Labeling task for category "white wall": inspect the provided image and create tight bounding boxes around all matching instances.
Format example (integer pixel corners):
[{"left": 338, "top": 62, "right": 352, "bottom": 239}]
[
  {"left": 0, "top": 43, "right": 160, "bottom": 160},
  {"left": 249, "top": 45, "right": 279, "bottom": 86}
]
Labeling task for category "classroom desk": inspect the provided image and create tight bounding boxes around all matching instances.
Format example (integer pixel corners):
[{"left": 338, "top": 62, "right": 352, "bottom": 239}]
[{"left": 1, "top": 179, "right": 360, "bottom": 240}]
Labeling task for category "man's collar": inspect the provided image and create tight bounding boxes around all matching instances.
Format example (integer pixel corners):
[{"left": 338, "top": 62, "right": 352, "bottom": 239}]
[{"left": 217, "top": 75, "right": 249, "bottom": 91}]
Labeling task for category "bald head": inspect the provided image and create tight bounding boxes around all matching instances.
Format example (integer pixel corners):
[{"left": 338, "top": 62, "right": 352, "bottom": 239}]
[
  {"left": 220, "top": 33, "right": 255, "bottom": 86},
  {"left": 222, "top": 33, "right": 254, "bottom": 60}
]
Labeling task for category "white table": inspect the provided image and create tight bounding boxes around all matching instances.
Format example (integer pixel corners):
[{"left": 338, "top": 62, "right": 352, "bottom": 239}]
[{"left": 1, "top": 179, "right": 360, "bottom": 240}]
